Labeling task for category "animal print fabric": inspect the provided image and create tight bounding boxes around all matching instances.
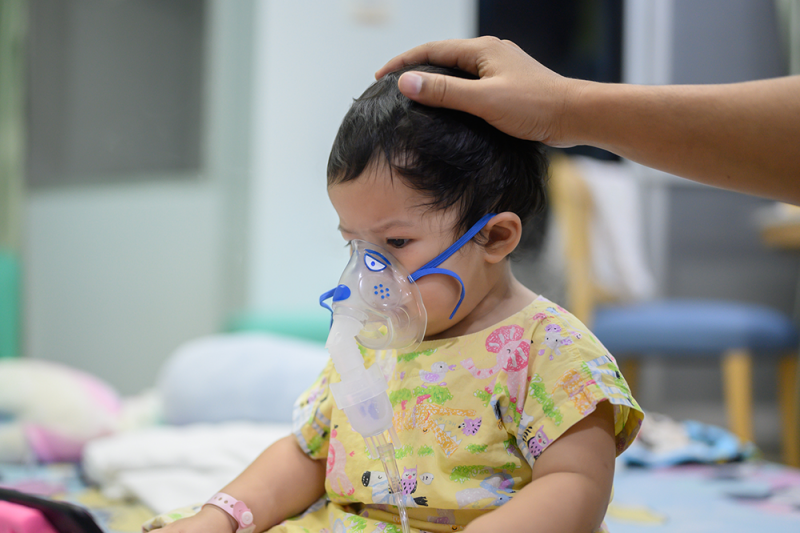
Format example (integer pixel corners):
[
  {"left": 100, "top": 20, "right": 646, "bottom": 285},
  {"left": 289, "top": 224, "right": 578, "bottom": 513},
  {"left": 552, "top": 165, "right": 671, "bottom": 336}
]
[{"left": 284, "top": 296, "right": 643, "bottom": 532}]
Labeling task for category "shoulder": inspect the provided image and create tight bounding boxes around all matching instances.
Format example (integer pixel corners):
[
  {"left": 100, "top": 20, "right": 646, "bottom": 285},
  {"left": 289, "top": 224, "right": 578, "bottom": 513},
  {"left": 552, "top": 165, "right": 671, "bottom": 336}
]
[{"left": 526, "top": 299, "right": 602, "bottom": 356}]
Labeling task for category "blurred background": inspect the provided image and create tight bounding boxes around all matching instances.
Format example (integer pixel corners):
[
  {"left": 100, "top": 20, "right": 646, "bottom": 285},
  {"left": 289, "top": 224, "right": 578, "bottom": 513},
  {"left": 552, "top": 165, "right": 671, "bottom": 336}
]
[{"left": 1, "top": 0, "right": 799, "bottom": 460}]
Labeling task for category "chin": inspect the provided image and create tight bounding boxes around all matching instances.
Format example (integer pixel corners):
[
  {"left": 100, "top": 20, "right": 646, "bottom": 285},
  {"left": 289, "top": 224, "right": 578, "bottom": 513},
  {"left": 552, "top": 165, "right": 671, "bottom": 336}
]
[
  {"left": 422, "top": 325, "right": 442, "bottom": 340},
  {"left": 420, "top": 321, "right": 445, "bottom": 340},
  {"left": 422, "top": 316, "right": 459, "bottom": 340}
]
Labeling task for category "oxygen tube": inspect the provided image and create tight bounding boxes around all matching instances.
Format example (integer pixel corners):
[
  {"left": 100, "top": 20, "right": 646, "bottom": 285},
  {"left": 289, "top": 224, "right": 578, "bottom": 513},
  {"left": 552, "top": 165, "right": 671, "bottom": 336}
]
[{"left": 326, "top": 312, "right": 410, "bottom": 533}]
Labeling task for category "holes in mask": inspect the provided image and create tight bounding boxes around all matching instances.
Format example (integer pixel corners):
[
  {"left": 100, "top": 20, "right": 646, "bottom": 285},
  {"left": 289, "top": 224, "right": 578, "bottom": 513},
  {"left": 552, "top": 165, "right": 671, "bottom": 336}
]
[{"left": 373, "top": 284, "right": 391, "bottom": 300}]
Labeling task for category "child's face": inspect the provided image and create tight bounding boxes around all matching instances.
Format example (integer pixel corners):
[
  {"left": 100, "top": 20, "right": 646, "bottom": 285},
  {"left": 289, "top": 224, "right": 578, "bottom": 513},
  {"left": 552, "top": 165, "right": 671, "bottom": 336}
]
[{"left": 328, "top": 163, "right": 487, "bottom": 338}]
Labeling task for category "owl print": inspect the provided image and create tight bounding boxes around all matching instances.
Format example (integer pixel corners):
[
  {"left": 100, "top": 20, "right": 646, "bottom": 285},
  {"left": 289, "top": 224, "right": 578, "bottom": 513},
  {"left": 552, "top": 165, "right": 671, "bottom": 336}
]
[
  {"left": 458, "top": 416, "right": 482, "bottom": 436},
  {"left": 400, "top": 466, "right": 418, "bottom": 495},
  {"left": 524, "top": 425, "right": 552, "bottom": 460}
]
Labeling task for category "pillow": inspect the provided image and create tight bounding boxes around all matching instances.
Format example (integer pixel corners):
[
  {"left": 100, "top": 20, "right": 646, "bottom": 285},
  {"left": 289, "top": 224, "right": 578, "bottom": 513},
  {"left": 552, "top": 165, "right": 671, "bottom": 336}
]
[{"left": 158, "top": 334, "right": 329, "bottom": 425}]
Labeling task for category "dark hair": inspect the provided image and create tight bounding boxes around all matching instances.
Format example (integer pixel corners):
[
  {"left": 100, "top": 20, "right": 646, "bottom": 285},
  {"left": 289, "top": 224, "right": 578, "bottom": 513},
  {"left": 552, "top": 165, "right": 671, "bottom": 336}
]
[{"left": 327, "top": 64, "right": 549, "bottom": 251}]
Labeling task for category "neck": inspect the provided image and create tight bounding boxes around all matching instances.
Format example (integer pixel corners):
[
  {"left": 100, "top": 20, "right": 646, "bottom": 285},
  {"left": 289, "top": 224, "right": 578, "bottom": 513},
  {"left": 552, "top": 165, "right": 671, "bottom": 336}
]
[{"left": 427, "top": 262, "right": 537, "bottom": 340}]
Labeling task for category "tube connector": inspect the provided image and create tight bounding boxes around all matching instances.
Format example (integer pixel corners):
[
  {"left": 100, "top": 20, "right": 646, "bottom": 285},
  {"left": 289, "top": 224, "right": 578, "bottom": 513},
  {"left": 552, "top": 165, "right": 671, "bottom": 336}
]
[{"left": 327, "top": 313, "right": 400, "bottom": 458}]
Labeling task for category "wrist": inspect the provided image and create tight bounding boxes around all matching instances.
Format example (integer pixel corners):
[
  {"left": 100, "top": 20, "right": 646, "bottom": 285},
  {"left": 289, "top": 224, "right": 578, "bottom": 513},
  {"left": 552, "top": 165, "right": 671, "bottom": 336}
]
[
  {"left": 567, "top": 81, "right": 662, "bottom": 158},
  {"left": 203, "top": 492, "right": 256, "bottom": 533},
  {"left": 556, "top": 78, "right": 599, "bottom": 149},
  {"left": 198, "top": 505, "right": 238, "bottom": 532}
]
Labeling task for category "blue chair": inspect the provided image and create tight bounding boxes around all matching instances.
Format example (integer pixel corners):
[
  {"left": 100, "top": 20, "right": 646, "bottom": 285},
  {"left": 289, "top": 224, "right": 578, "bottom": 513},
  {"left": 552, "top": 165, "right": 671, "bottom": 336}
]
[
  {"left": 593, "top": 301, "right": 798, "bottom": 451},
  {"left": 549, "top": 156, "right": 800, "bottom": 465}
]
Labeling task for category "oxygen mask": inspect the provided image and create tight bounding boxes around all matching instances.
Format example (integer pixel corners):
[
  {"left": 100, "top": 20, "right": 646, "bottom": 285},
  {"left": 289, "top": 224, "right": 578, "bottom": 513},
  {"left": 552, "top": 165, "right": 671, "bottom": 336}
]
[{"left": 321, "top": 240, "right": 427, "bottom": 353}]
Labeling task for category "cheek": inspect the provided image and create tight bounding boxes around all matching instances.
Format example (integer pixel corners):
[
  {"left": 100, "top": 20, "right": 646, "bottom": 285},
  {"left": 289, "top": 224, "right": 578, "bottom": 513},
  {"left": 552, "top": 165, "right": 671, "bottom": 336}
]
[{"left": 416, "top": 276, "right": 463, "bottom": 330}]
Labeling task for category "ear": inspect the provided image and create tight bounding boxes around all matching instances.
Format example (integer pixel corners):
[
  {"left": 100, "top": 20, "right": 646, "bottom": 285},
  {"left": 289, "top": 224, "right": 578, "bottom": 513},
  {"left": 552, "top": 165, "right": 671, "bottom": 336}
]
[{"left": 481, "top": 212, "right": 522, "bottom": 264}]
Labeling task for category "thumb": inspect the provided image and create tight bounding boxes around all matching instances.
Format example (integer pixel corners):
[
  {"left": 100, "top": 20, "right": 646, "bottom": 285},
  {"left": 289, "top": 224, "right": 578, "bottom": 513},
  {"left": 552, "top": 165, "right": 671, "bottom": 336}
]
[{"left": 397, "top": 71, "right": 480, "bottom": 113}]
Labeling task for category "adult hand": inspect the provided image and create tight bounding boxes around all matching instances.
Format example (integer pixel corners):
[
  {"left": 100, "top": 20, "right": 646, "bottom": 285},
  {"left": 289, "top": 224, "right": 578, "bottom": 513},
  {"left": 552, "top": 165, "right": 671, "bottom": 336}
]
[
  {"left": 378, "top": 37, "right": 800, "bottom": 204},
  {"left": 376, "top": 36, "right": 588, "bottom": 148}
]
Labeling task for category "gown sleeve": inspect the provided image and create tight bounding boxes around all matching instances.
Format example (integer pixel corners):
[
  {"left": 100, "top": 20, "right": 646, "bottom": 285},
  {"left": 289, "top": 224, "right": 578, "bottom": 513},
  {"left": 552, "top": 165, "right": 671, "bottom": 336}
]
[
  {"left": 292, "top": 358, "right": 336, "bottom": 459},
  {"left": 515, "top": 310, "right": 645, "bottom": 468}
]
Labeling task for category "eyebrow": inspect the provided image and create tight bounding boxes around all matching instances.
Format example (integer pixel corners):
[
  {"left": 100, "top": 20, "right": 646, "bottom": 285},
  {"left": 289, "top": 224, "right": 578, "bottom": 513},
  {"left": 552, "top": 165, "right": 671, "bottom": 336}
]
[{"left": 338, "top": 219, "right": 416, "bottom": 234}]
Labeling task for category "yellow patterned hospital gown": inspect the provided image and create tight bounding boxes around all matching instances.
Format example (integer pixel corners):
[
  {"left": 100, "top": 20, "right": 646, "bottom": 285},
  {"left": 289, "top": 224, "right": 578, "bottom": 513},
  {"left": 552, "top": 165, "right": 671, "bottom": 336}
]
[
  {"left": 284, "top": 296, "right": 643, "bottom": 533},
  {"left": 143, "top": 296, "right": 643, "bottom": 533}
]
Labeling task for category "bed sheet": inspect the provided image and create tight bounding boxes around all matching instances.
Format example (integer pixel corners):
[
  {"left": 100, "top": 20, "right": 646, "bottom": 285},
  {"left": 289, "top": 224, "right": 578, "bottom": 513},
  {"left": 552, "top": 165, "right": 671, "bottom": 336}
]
[
  {"left": 4, "top": 459, "right": 800, "bottom": 532},
  {"left": 0, "top": 462, "right": 153, "bottom": 533},
  {"left": 607, "top": 460, "right": 800, "bottom": 532}
]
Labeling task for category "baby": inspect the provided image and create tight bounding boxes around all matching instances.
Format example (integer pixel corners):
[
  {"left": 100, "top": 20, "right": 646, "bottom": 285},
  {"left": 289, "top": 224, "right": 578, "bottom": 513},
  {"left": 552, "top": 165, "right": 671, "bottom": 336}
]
[{"left": 147, "top": 65, "right": 643, "bottom": 533}]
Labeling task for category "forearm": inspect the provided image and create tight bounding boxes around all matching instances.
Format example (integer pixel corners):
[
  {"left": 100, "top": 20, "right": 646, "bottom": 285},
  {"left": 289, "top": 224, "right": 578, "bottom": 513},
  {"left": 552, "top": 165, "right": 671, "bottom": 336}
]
[
  {"left": 570, "top": 76, "right": 800, "bottom": 203},
  {"left": 212, "top": 435, "right": 327, "bottom": 532},
  {"left": 464, "top": 471, "right": 610, "bottom": 533}
]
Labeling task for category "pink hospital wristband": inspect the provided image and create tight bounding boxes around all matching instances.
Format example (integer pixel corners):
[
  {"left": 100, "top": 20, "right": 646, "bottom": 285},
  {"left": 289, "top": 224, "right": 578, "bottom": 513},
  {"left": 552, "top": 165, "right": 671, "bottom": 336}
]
[{"left": 203, "top": 492, "right": 255, "bottom": 533}]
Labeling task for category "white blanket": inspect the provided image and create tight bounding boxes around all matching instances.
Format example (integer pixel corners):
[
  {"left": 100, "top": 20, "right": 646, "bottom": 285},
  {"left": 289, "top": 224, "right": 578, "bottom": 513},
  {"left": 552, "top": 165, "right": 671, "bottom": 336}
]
[{"left": 82, "top": 422, "right": 293, "bottom": 514}]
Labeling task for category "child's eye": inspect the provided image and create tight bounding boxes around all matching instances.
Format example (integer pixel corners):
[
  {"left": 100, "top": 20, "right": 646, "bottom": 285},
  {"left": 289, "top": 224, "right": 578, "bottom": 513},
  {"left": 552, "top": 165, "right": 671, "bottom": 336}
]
[{"left": 386, "top": 239, "right": 410, "bottom": 249}]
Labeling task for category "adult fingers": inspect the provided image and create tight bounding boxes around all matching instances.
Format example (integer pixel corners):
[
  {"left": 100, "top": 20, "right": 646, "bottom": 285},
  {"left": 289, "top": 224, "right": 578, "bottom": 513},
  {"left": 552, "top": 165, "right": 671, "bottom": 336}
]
[
  {"left": 375, "top": 37, "right": 499, "bottom": 79},
  {"left": 396, "top": 70, "right": 485, "bottom": 115}
]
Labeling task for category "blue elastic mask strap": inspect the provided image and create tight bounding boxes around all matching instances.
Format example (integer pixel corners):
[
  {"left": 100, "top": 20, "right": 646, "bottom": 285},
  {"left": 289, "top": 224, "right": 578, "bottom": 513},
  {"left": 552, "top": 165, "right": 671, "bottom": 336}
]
[
  {"left": 411, "top": 267, "right": 465, "bottom": 320},
  {"left": 319, "top": 288, "right": 335, "bottom": 314},
  {"left": 408, "top": 213, "right": 496, "bottom": 320}
]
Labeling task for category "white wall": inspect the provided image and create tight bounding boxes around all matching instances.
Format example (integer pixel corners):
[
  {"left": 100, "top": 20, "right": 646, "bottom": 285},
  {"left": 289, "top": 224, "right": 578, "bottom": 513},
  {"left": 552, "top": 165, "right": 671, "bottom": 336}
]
[
  {"left": 22, "top": 0, "right": 253, "bottom": 395},
  {"left": 247, "top": 0, "right": 478, "bottom": 315},
  {"left": 24, "top": 179, "right": 223, "bottom": 395},
  {"left": 23, "top": 0, "right": 477, "bottom": 394}
]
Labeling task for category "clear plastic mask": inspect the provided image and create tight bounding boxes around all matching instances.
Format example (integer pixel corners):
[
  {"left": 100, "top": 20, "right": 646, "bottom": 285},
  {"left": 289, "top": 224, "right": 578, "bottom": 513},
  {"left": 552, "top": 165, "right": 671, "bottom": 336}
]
[
  {"left": 320, "top": 213, "right": 496, "bottom": 352},
  {"left": 323, "top": 240, "right": 427, "bottom": 352}
]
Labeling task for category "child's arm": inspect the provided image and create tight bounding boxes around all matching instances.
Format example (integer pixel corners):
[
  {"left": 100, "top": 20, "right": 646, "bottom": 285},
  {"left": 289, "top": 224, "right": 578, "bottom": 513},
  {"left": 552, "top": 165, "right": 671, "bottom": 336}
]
[
  {"left": 157, "top": 435, "right": 327, "bottom": 532},
  {"left": 465, "top": 401, "right": 616, "bottom": 533}
]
